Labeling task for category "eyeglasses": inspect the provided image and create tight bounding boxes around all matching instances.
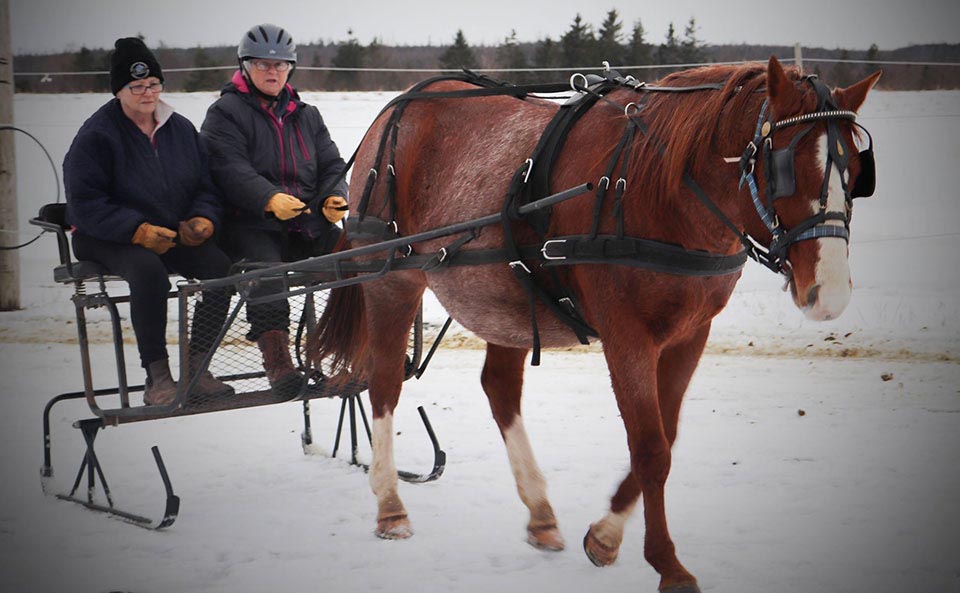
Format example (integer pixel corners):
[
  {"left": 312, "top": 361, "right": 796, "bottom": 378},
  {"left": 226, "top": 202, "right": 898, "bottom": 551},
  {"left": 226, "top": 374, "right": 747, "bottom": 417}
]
[
  {"left": 248, "top": 60, "right": 292, "bottom": 72},
  {"left": 127, "top": 82, "right": 163, "bottom": 95}
]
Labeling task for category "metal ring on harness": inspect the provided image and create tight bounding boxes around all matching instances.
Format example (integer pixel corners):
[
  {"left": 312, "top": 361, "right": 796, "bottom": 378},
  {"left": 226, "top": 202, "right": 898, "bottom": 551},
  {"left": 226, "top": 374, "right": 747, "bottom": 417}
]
[
  {"left": 368, "top": 168, "right": 378, "bottom": 180},
  {"left": 436, "top": 247, "right": 448, "bottom": 263},
  {"left": 570, "top": 73, "right": 588, "bottom": 93},
  {"left": 523, "top": 158, "right": 534, "bottom": 184},
  {"left": 624, "top": 102, "right": 640, "bottom": 117},
  {"left": 598, "top": 176, "right": 610, "bottom": 190},
  {"left": 387, "top": 164, "right": 396, "bottom": 176}
]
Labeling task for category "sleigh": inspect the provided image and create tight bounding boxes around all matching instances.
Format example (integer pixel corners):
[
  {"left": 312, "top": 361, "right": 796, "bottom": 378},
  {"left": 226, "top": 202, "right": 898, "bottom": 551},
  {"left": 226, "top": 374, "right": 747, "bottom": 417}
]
[{"left": 29, "top": 203, "right": 453, "bottom": 529}]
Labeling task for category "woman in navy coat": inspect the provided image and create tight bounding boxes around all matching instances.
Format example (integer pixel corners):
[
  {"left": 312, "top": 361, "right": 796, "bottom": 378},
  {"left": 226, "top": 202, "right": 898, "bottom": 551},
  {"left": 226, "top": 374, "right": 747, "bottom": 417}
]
[{"left": 64, "top": 38, "right": 234, "bottom": 405}]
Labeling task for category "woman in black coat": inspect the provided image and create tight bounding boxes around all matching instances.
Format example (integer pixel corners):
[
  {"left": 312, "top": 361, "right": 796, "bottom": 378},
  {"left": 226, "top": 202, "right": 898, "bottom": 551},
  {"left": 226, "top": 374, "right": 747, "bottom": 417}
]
[
  {"left": 64, "top": 38, "right": 234, "bottom": 405},
  {"left": 200, "top": 23, "right": 349, "bottom": 396}
]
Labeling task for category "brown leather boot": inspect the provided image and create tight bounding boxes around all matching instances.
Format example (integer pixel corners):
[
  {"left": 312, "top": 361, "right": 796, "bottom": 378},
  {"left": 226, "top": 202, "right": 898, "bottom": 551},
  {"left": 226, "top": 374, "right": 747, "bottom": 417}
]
[
  {"left": 256, "top": 330, "right": 303, "bottom": 398},
  {"left": 187, "top": 353, "right": 235, "bottom": 399},
  {"left": 144, "top": 359, "right": 178, "bottom": 406}
]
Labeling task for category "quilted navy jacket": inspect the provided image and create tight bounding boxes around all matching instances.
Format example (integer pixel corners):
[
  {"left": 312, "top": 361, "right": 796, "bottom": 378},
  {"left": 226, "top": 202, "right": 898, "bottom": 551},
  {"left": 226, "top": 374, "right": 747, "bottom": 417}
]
[
  {"left": 200, "top": 71, "right": 349, "bottom": 239},
  {"left": 63, "top": 99, "right": 223, "bottom": 243}
]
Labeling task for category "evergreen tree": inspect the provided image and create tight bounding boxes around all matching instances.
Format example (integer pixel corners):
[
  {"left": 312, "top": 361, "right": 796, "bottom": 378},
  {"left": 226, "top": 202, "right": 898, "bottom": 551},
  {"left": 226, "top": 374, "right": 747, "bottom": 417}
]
[
  {"left": 658, "top": 23, "right": 681, "bottom": 67},
  {"left": 439, "top": 30, "right": 478, "bottom": 70},
  {"left": 184, "top": 46, "right": 221, "bottom": 92},
  {"left": 679, "top": 17, "right": 705, "bottom": 64},
  {"left": 497, "top": 30, "right": 529, "bottom": 82},
  {"left": 597, "top": 9, "right": 625, "bottom": 66},
  {"left": 332, "top": 29, "right": 366, "bottom": 89},
  {"left": 832, "top": 49, "right": 853, "bottom": 86},
  {"left": 72, "top": 46, "right": 98, "bottom": 91},
  {"left": 866, "top": 43, "right": 880, "bottom": 74},
  {"left": 533, "top": 36, "right": 561, "bottom": 82},
  {"left": 560, "top": 14, "right": 596, "bottom": 68},
  {"left": 626, "top": 19, "right": 653, "bottom": 67}
]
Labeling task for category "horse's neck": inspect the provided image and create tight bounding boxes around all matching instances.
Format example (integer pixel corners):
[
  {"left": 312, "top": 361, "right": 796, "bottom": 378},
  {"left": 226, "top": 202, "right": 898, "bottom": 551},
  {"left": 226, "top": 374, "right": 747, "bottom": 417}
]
[{"left": 663, "top": 94, "right": 766, "bottom": 255}]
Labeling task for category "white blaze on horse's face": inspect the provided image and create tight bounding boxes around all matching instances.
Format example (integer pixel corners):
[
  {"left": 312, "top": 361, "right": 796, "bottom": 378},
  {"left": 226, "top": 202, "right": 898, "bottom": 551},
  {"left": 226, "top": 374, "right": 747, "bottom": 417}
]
[{"left": 804, "top": 132, "right": 853, "bottom": 321}]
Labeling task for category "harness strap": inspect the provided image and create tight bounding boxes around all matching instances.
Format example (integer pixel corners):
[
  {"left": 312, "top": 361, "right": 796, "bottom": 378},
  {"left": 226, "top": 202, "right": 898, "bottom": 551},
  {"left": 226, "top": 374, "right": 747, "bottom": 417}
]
[
  {"left": 322, "top": 238, "right": 748, "bottom": 277},
  {"left": 540, "top": 235, "right": 748, "bottom": 276}
]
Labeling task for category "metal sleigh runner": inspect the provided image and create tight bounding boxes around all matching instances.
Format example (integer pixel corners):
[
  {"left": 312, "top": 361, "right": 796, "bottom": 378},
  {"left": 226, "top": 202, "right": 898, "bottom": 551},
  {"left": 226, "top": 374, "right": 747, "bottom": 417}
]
[{"left": 33, "top": 55, "right": 880, "bottom": 592}]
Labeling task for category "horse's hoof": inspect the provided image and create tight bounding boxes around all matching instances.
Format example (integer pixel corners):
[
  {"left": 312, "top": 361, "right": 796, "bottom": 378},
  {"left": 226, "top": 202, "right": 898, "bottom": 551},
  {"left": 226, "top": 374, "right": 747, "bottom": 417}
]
[
  {"left": 659, "top": 583, "right": 701, "bottom": 593},
  {"left": 527, "top": 524, "right": 565, "bottom": 551},
  {"left": 375, "top": 514, "right": 413, "bottom": 540},
  {"left": 582, "top": 528, "right": 619, "bottom": 566}
]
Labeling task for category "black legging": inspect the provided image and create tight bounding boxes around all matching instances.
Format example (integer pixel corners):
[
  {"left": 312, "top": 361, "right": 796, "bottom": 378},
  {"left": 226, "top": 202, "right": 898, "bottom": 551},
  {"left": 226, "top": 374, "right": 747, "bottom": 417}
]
[
  {"left": 73, "top": 233, "right": 233, "bottom": 367},
  {"left": 219, "top": 226, "right": 341, "bottom": 341}
]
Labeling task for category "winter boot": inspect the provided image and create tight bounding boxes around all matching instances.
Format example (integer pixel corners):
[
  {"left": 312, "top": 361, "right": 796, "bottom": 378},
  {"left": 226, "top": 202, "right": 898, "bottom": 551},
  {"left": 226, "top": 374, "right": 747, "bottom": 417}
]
[
  {"left": 256, "top": 330, "right": 303, "bottom": 398},
  {"left": 187, "top": 353, "right": 235, "bottom": 399},
  {"left": 143, "top": 359, "right": 178, "bottom": 406}
]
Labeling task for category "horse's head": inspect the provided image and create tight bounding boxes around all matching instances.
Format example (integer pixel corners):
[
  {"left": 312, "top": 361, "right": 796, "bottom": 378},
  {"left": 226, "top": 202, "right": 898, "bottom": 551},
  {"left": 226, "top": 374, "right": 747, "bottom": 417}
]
[{"left": 750, "top": 56, "right": 881, "bottom": 321}]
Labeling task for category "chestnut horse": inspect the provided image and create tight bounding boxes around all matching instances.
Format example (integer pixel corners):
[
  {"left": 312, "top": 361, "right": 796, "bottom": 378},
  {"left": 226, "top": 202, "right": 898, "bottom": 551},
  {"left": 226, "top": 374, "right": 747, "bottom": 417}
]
[{"left": 312, "top": 57, "right": 880, "bottom": 592}]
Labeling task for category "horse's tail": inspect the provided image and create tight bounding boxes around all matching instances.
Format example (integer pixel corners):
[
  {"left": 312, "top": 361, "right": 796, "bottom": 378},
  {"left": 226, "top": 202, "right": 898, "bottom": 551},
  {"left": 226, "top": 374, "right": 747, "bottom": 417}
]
[{"left": 307, "top": 238, "right": 368, "bottom": 377}]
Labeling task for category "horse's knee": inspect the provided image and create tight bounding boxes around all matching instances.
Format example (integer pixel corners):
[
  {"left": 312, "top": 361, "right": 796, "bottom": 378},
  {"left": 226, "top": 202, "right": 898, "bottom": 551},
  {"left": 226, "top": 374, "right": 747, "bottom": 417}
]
[{"left": 632, "top": 445, "right": 672, "bottom": 486}]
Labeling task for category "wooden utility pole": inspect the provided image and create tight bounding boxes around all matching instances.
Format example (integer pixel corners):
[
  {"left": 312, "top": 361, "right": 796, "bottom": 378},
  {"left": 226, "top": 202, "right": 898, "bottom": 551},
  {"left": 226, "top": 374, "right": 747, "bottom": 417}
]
[{"left": 0, "top": 0, "right": 20, "bottom": 310}]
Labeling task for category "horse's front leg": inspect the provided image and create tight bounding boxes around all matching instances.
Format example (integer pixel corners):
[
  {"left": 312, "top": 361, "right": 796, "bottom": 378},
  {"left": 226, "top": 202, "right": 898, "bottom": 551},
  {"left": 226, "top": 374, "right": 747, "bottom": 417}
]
[
  {"left": 586, "top": 335, "right": 700, "bottom": 592},
  {"left": 481, "top": 343, "right": 564, "bottom": 551}
]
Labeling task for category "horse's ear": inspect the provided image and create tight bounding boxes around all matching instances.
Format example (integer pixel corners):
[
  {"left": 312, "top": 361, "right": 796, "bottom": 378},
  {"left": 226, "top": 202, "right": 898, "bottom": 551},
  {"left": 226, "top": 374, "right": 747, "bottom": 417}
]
[
  {"left": 835, "top": 70, "right": 883, "bottom": 113},
  {"left": 766, "top": 55, "right": 801, "bottom": 115}
]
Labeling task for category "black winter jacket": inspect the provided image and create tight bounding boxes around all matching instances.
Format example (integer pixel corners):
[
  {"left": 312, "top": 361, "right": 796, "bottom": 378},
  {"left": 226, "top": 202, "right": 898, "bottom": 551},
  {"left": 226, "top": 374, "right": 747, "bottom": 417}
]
[
  {"left": 63, "top": 99, "right": 223, "bottom": 243},
  {"left": 200, "top": 71, "right": 349, "bottom": 239}
]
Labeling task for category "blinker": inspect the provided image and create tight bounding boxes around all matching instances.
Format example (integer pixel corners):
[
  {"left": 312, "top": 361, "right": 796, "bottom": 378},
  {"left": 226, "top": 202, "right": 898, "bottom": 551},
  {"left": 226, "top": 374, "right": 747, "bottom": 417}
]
[
  {"left": 850, "top": 147, "right": 875, "bottom": 198},
  {"left": 849, "top": 123, "right": 876, "bottom": 198},
  {"left": 767, "top": 148, "right": 797, "bottom": 200}
]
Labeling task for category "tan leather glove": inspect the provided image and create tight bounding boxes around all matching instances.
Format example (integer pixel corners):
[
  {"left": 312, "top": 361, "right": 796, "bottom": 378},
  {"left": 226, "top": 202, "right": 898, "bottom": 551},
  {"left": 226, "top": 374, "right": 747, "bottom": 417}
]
[
  {"left": 178, "top": 217, "right": 214, "bottom": 247},
  {"left": 132, "top": 222, "right": 177, "bottom": 255},
  {"left": 265, "top": 192, "right": 308, "bottom": 221},
  {"left": 322, "top": 196, "right": 348, "bottom": 224}
]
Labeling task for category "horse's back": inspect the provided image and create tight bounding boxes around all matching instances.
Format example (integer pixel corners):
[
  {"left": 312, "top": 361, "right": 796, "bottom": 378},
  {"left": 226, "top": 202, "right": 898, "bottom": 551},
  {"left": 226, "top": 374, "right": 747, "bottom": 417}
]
[{"left": 350, "top": 81, "right": 586, "bottom": 348}]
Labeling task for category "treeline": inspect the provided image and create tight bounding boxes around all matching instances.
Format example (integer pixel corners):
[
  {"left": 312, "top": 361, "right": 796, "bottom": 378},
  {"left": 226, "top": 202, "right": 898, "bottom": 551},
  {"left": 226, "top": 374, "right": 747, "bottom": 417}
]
[{"left": 13, "top": 10, "right": 960, "bottom": 93}]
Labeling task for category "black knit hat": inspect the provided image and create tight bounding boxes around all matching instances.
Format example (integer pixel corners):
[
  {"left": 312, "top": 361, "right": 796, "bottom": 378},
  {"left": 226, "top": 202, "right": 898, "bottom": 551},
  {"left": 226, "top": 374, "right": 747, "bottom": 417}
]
[{"left": 109, "top": 37, "right": 164, "bottom": 95}]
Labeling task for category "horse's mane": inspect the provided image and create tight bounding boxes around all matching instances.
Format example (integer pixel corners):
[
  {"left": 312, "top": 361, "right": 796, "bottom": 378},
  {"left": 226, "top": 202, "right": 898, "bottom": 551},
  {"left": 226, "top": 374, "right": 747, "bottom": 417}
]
[{"left": 627, "top": 62, "right": 804, "bottom": 202}]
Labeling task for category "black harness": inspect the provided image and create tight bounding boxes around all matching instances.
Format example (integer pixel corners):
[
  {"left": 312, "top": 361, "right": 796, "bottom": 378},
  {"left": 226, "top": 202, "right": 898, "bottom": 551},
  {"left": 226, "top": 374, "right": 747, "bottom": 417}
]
[{"left": 340, "top": 68, "right": 874, "bottom": 363}]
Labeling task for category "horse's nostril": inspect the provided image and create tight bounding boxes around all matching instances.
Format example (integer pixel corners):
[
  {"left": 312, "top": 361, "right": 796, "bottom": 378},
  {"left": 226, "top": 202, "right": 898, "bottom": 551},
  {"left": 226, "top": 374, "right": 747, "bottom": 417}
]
[{"left": 806, "top": 284, "right": 821, "bottom": 306}]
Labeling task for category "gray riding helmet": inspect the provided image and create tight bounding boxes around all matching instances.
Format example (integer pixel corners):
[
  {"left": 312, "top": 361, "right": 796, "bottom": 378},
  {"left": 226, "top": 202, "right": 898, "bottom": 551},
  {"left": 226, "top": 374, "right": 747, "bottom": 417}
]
[{"left": 238, "top": 23, "right": 297, "bottom": 70}]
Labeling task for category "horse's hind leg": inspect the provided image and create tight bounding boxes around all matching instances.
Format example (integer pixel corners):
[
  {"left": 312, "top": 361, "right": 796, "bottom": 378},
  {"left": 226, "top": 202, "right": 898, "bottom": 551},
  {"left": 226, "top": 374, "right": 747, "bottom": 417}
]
[
  {"left": 481, "top": 343, "right": 564, "bottom": 551},
  {"left": 363, "top": 277, "right": 425, "bottom": 539}
]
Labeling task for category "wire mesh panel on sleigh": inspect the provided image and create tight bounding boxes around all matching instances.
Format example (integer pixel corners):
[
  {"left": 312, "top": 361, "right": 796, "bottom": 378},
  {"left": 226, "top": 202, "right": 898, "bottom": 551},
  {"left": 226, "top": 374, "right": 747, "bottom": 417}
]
[{"left": 177, "top": 269, "right": 421, "bottom": 414}]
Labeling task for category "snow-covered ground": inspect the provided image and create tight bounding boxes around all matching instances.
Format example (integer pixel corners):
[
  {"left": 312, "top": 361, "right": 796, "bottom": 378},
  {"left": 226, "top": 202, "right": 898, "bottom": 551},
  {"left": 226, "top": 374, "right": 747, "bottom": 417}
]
[{"left": 1, "top": 86, "right": 958, "bottom": 592}]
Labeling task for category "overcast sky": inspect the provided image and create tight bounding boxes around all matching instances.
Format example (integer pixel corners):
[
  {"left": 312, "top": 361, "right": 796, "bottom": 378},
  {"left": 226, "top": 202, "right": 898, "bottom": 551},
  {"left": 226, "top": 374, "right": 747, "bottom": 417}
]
[{"left": 9, "top": 0, "right": 960, "bottom": 55}]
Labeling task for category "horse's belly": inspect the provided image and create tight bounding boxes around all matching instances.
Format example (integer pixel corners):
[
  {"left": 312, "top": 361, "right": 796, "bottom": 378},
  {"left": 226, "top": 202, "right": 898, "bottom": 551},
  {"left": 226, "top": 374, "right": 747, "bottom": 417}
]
[{"left": 427, "top": 266, "right": 582, "bottom": 349}]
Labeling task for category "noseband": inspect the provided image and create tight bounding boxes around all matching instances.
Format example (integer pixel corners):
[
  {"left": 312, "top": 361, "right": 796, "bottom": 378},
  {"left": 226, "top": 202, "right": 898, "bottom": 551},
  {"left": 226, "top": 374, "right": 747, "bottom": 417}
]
[{"left": 737, "top": 75, "right": 876, "bottom": 276}]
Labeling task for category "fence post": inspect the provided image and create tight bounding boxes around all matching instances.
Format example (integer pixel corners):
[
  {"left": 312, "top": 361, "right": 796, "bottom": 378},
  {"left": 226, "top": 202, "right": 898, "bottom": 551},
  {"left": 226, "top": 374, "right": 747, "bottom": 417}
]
[
  {"left": 0, "top": 0, "right": 21, "bottom": 310},
  {"left": 794, "top": 43, "right": 804, "bottom": 72}
]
